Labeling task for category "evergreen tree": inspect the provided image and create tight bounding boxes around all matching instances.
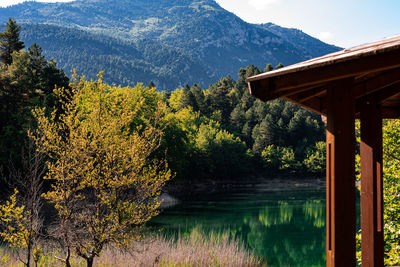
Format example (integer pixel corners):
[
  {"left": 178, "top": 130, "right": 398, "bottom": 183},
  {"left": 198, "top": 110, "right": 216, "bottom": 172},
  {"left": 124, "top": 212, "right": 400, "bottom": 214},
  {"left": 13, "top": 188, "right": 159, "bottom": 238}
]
[
  {"left": 160, "top": 90, "right": 171, "bottom": 103},
  {"left": 206, "top": 76, "right": 234, "bottom": 124},
  {"left": 230, "top": 104, "right": 245, "bottom": 129},
  {"left": 0, "top": 18, "right": 25, "bottom": 66},
  {"left": 41, "top": 58, "right": 69, "bottom": 96},
  {"left": 288, "top": 109, "right": 307, "bottom": 147},
  {"left": 244, "top": 108, "right": 256, "bottom": 128},
  {"left": 0, "top": 51, "right": 33, "bottom": 165},
  {"left": 28, "top": 43, "right": 46, "bottom": 91},
  {"left": 147, "top": 81, "right": 156, "bottom": 89},
  {"left": 252, "top": 114, "right": 278, "bottom": 154},
  {"left": 190, "top": 83, "right": 205, "bottom": 112},
  {"left": 241, "top": 122, "right": 253, "bottom": 146},
  {"left": 235, "top": 68, "right": 248, "bottom": 95},
  {"left": 251, "top": 123, "right": 262, "bottom": 153},
  {"left": 28, "top": 43, "right": 46, "bottom": 73},
  {"left": 0, "top": 24, "right": 69, "bottom": 167},
  {"left": 180, "top": 84, "right": 197, "bottom": 110},
  {"left": 254, "top": 100, "right": 269, "bottom": 121},
  {"left": 264, "top": 63, "right": 273, "bottom": 72},
  {"left": 281, "top": 102, "right": 296, "bottom": 122},
  {"left": 245, "top": 64, "right": 262, "bottom": 78}
]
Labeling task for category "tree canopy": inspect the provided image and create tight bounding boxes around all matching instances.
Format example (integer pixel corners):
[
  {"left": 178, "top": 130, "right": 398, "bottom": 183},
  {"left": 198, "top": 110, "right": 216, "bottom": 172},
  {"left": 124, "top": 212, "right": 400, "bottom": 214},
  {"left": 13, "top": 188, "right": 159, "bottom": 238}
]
[
  {"left": 0, "top": 21, "right": 69, "bottom": 167},
  {"left": 31, "top": 73, "right": 171, "bottom": 267},
  {"left": 0, "top": 18, "right": 25, "bottom": 66}
]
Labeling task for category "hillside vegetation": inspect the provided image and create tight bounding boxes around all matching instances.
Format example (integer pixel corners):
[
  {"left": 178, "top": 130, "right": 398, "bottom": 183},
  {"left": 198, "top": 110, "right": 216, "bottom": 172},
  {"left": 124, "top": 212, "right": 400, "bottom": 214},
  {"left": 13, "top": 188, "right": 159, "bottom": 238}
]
[{"left": 159, "top": 64, "right": 326, "bottom": 181}]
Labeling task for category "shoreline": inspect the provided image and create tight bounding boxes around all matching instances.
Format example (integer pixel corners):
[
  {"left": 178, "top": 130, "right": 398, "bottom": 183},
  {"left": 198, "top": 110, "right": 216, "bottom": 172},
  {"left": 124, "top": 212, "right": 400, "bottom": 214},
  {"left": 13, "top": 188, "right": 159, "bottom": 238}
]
[{"left": 165, "top": 176, "right": 326, "bottom": 198}]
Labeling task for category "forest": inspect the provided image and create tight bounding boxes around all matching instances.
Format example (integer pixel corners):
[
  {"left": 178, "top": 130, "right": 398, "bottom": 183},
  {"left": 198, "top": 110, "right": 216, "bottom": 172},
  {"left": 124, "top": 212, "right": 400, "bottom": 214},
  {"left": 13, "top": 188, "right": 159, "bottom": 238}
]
[
  {"left": 1, "top": 20, "right": 327, "bottom": 185},
  {"left": 157, "top": 65, "right": 326, "bottom": 182},
  {"left": 0, "top": 18, "right": 399, "bottom": 266}
]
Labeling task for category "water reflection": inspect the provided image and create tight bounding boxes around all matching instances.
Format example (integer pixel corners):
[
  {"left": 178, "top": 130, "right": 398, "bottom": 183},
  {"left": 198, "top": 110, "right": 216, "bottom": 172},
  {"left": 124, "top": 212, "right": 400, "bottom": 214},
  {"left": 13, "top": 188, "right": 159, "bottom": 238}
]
[
  {"left": 149, "top": 188, "right": 349, "bottom": 267},
  {"left": 303, "top": 200, "right": 325, "bottom": 228},
  {"left": 241, "top": 197, "right": 325, "bottom": 266}
]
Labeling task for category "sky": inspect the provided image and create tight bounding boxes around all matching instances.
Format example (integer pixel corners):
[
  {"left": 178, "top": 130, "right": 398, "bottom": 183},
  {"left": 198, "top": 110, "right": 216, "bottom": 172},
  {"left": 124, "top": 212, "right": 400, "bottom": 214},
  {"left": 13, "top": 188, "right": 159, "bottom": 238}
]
[
  {"left": 1, "top": 0, "right": 400, "bottom": 48},
  {"left": 0, "top": 0, "right": 74, "bottom": 6},
  {"left": 215, "top": 0, "right": 400, "bottom": 48}
]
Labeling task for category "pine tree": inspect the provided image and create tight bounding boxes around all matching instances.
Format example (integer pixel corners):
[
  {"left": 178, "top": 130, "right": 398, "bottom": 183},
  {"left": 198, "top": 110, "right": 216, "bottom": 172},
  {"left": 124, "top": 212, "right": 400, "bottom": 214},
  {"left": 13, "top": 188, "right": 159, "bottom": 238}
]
[
  {"left": 264, "top": 63, "right": 273, "bottom": 72},
  {"left": 190, "top": 83, "right": 205, "bottom": 112},
  {"left": 28, "top": 43, "right": 45, "bottom": 72},
  {"left": 147, "top": 81, "right": 156, "bottom": 89},
  {"left": 41, "top": 58, "right": 69, "bottom": 96},
  {"left": 252, "top": 114, "right": 276, "bottom": 154},
  {"left": 0, "top": 18, "right": 25, "bottom": 66},
  {"left": 245, "top": 64, "right": 262, "bottom": 78},
  {"left": 180, "top": 84, "right": 197, "bottom": 110},
  {"left": 230, "top": 104, "right": 245, "bottom": 129},
  {"left": 235, "top": 68, "right": 248, "bottom": 95},
  {"left": 206, "top": 76, "right": 235, "bottom": 124},
  {"left": 28, "top": 43, "right": 46, "bottom": 90},
  {"left": 0, "top": 28, "right": 69, "bottom": 167}
]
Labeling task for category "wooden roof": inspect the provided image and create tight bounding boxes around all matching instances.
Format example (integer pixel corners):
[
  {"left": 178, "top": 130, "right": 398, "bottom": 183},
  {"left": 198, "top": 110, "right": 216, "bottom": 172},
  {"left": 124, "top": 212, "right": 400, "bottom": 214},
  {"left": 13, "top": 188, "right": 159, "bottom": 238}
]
[{"left": 247, "top": 35, "right": 400, "bottom": 118}]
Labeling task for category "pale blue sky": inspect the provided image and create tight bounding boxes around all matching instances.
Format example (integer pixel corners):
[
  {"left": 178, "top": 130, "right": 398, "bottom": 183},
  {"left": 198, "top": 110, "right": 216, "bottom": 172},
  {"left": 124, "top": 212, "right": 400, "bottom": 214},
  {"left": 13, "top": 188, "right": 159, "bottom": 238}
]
[
  {"left": 215, "top": 0, "right": 400, "bottom": 48},
  {"left": 1, "top": 0, "right": 399, "bottom": 48}
]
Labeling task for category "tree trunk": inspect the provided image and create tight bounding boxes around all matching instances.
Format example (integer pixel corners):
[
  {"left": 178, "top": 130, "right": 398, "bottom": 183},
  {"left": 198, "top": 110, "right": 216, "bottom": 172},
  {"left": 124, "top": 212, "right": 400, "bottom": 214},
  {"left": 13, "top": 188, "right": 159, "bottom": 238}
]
[
  {"left": 86, "top": 257, "right": 94, "bottom": 267},
  {"left": 65, "top": 247, "right": 71, "bottom": 267},
  {"left": 26, "top": 242, "right": 31, "bottom": 267}
]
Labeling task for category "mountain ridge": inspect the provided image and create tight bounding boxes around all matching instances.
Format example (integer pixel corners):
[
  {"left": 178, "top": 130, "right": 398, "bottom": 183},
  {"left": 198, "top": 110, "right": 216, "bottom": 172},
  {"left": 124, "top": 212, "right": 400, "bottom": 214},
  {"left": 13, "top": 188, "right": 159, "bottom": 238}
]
[{"left": 0, "top": 0, "right": 341, "bottom": 90}]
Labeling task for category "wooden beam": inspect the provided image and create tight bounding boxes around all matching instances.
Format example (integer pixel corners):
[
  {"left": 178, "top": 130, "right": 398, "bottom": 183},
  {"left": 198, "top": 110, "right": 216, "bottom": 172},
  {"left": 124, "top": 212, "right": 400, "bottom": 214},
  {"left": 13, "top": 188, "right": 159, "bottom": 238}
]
[
  {"left": 284, "top": 94, "right": 328, "bottom": 116},
  {"left": 275, "top": 50, "right": 400, "bottom": 91},
  {"left": 360, "top": 99, "right": 384, "bottom": 267},
  {"left": 291, "top": 87, "right": 326, "bottom": 103},
  {"left": 248, "top": 80, "right": 273, "bottom": 102},
  {"left": 326, "top": 78, "right": 356, "bottom": 267},
  {"left": 283, "top": 96, "right": 325, "bottom": 115},
  {"left": 354, "top": 68, "right": 400, "bottom": 99},
  {"left": 354, "top": 71, "right": 381, "bottom": 81},
  {"left": 380, "top": 107, "right": 400, "bottom": 119},
  {"left": 355, "top": 83, "right": 400, "bottom": 113},
  {"left": 249, "top": 49, "right": 400, "bottom": 99},
  {"left": 248, "top": 80, "right": 324, "bottom": 102}
]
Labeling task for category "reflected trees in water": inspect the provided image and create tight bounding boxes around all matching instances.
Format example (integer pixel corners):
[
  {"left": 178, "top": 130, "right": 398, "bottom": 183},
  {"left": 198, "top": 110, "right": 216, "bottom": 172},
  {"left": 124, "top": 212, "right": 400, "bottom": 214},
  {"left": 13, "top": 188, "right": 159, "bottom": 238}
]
[{"left": 150, "top": 190, "right": 328, "bottom": 267}]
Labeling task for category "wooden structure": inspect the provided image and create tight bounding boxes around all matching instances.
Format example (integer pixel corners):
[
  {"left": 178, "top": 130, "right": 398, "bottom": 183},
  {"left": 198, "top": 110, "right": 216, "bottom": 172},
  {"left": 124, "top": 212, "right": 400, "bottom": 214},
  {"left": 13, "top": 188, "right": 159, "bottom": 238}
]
[{"left": 247, "top": 35, "right": 400, "bottom": 266}]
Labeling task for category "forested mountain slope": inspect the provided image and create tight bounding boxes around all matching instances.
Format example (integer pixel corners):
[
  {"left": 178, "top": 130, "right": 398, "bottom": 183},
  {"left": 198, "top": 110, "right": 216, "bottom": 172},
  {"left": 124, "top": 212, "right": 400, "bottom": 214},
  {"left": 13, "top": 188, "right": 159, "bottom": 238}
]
[
  {"left": 0, "top": 0, "right": 340, "bottom": 89},
  {"left": 19, "top": 23, "right": 209, "bottom": 89}
]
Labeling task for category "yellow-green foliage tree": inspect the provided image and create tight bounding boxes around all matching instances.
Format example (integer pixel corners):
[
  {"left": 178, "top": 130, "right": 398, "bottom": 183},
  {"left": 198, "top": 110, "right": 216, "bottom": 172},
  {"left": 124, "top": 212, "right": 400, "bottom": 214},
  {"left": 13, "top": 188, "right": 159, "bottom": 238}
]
[
  {"left": 0, "top": 189, "right": 41, "bottom": 267},
  {"left": 32, "top": 73, "right": 171, "bottom": 267},
  {"left": 356, "top": 119, "right": 400, "bottom": 266},
  {"left": 0, "top": 137, "right": 45, "bottom": 267},
  {"left": 382, "top": 119, "right": 400, "bottom": 265}
]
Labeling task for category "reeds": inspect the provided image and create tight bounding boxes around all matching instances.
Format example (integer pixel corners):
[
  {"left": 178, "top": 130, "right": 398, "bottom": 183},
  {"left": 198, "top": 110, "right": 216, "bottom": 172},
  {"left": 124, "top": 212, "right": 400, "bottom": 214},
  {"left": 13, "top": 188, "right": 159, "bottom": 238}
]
[{"left": 0, "top": 229, "right": 264, "bottom": 267}]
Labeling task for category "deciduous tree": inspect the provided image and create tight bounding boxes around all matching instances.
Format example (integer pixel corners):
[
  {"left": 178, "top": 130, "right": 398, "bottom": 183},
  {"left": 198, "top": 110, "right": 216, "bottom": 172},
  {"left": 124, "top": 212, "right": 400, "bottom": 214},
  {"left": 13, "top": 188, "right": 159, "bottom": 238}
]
[
  {"left": 0, "top": 136, "right": 45, "bottom": 267},
  {"left": 32, "top": 73, "right": 171, "bottom": 267}
]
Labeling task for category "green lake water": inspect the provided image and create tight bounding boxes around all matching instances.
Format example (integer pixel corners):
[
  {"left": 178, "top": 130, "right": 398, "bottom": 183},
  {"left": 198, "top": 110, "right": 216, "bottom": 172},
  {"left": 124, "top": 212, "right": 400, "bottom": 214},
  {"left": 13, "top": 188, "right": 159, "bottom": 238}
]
[{"left": 150, "top": 183, "right": 360, "bottom": 267}]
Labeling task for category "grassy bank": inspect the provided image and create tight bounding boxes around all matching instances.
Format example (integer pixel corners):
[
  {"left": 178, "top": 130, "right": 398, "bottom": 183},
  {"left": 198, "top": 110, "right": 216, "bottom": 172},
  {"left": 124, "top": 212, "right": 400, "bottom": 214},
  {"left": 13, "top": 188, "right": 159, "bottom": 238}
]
[{"left": 0, "top": 230, "right": 264, "bottom": 267}]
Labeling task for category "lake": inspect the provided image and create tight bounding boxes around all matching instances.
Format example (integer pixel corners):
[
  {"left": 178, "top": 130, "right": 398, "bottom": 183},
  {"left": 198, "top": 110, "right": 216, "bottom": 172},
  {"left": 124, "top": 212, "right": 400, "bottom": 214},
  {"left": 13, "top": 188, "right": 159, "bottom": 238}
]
[{"left": 150, "top": 181, "right": 360, "bottom": 267}]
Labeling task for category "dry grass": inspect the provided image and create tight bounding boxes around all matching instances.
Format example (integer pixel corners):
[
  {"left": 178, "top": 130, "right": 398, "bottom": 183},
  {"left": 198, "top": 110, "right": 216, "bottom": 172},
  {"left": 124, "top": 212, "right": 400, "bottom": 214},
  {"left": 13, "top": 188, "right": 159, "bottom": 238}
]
[{"left": 0, "top": 230, "right": 264, "bottom": 267}]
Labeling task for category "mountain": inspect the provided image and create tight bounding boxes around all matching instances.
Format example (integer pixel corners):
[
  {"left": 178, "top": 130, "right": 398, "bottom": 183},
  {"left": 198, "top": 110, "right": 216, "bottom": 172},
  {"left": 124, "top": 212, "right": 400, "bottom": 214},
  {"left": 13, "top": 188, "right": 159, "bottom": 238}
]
[
  {"left": 0, "top": 0, "right": 340, "bottom": 90},
  {"left": 259, "top": 23, "right": 339, "bottom": 60},
  {"left": 18, "top": 23, "right": 210, "bottom": 89}
]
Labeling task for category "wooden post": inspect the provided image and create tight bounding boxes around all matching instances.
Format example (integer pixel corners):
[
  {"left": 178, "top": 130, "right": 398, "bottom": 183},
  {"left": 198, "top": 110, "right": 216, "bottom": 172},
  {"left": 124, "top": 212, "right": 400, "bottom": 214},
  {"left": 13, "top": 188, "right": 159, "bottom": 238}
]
[
  {"left": 360, "top": 99, "right": 384, "bottom": 267},
  {"left": 326, "top": 78, "right": 356, "bottom": 267}
]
